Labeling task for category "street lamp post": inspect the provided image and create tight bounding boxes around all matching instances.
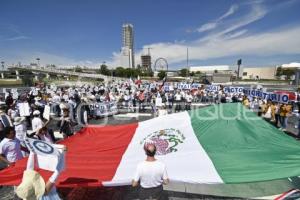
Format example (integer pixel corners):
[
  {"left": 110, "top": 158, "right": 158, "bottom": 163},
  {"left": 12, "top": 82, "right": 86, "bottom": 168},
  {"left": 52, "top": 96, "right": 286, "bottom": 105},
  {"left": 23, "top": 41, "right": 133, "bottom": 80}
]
[
  {"left": 36, "top": 58, "right": 40, "bottom": 67},
  {"left": 1, "top": 61, "right": 4, "bottom": 70}
]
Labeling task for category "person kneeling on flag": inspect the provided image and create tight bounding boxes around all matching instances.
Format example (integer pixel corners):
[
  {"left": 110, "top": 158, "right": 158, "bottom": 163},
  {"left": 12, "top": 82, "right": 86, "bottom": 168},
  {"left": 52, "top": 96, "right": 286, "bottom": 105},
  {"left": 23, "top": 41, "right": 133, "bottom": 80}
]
[
  {"left": 15, "top": 149, "right": 64, "bottom": 200},
  {"left": 132, "top": 143, "right": 169, "bottom": 200}
]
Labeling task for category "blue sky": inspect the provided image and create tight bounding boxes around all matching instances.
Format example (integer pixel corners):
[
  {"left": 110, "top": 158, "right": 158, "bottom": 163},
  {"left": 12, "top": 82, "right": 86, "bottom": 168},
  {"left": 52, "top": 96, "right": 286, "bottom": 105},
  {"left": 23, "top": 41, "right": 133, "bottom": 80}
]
[{"left": 0, "top": 0, "right": 300, "bottom": 69}]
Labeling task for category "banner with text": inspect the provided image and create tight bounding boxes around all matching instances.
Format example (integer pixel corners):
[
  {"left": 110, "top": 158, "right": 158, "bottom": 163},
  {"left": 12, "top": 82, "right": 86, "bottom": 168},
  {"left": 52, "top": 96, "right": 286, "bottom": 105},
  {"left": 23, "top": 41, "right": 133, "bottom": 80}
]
[{"left": 243, "top": 89, "right": 289, "bottom": 103}]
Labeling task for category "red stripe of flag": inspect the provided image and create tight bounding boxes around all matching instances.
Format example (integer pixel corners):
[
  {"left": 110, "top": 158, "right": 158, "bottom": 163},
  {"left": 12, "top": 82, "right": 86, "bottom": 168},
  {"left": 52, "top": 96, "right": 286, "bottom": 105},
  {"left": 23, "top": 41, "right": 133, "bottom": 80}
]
[{"left": 0, "top": 123, "right": 138, "bottom": 187}]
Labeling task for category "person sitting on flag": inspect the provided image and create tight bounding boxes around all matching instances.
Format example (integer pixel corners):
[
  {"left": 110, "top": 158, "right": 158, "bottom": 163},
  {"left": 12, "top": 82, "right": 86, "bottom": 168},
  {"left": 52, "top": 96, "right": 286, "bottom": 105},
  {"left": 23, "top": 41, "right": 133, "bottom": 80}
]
[
  {"left": 0, "top": 127, "right": 24, "bottom": 167},
  {"left": 132, "top": 143, "right": 169, "bottom": 200},
  {"left": 16, "top": 150, "right": 64, "bottom": 200}
]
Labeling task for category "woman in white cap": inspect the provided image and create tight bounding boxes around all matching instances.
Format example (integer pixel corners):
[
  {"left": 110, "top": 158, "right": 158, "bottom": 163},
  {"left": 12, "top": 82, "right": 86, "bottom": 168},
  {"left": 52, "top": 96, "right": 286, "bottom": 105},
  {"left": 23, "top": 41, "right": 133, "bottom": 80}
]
[
  {"left": 31, "top": 110, "right": 50, "bottom": 136},
  {"left": 32, "top": 110, "right": 43, "bottom": 133}
]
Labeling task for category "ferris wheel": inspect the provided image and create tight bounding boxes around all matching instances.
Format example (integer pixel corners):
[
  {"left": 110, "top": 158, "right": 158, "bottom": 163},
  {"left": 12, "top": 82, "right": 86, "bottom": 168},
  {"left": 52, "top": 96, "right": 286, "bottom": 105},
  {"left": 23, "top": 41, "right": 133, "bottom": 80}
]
[{"left": 154, "top": 58, "right": 168, "bottom": 71}]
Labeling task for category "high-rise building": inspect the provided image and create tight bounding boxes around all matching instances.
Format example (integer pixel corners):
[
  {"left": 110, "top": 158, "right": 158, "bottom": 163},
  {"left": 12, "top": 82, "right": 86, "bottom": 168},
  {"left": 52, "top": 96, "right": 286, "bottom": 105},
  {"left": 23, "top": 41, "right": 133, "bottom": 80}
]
[
  {"left": 141, "top": 55, "right": 151, "bottom": 71},
  {"left": 122, "top": 23, "right": 135, "bottom": 68}
]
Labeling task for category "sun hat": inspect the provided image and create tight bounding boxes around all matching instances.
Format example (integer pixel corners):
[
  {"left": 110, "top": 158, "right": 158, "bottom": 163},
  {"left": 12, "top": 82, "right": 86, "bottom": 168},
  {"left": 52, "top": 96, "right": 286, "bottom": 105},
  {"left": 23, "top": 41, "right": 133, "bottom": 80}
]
[
  {"left": 13, "top": 117, "right": 26, "bottom": 126},
  {"left": 34, "top": 97, "right": 41, "bottom": 101},
  {"left": 15, "top": 170, "right": 45, "bottom": 200},
  {"left": 33, "top": 110, "right": 40, "bottom": 116}
]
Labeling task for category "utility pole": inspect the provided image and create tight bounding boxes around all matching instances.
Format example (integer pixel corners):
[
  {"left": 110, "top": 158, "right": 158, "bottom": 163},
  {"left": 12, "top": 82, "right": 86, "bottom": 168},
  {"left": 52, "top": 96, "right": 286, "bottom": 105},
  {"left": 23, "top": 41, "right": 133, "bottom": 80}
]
[
  {"left": 237, "top": 59, "right": 242, "bottom": 80},
  {"left": 186, "top": 47, "right": 189, "bottom": 77}
]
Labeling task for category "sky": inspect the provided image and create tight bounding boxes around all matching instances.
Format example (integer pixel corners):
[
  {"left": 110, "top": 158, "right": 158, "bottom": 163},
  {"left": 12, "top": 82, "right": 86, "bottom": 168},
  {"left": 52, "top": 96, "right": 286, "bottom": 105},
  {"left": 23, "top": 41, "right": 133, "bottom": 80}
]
[{"left": 0, "top": 0, "right": 300, "bottom": 69}]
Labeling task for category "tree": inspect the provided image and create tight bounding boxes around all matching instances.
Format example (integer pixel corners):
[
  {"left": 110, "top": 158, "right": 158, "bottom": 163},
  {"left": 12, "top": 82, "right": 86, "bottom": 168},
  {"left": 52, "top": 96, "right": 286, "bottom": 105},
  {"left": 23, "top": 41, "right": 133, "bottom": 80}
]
[
  {"left": 74, "top": 66, "right": 82, "bottom": 72},
  {"left": 158, "top": 70, "right": 166, "bottom": 80},
  {"left": 214, "top": 69, "right": 218, "bottom": 74},
  {"left": 20, "top": 70, "right": 34, "bottom": 86},
  {"left": 114, "top": 67, "right": 126, "bottom": 77},
  {"left": 276, "top": 66, "right": 283, "bottom": 76},
  {"left": 179, "top": 68, "right": 189, "bottom": 77},
  {"left": 99, "top": 64, "right": 110, "bottom": 75},
  {"left": 276, "top": 66, "right": 295, "bottom": 79},
  {"left": 190, "top": 72, "right": 195, "bottom": 76}
]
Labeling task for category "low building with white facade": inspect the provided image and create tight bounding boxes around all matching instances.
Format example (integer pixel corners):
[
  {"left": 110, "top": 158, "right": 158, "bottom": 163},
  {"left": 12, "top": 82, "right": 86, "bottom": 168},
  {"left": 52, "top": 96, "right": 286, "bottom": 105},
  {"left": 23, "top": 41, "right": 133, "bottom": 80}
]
[
  {"left": 189, "top": 65, "right": 231, "bottom": 73},
  {"left": 242, "top": 66, "right": 277, "bottom": 80}
]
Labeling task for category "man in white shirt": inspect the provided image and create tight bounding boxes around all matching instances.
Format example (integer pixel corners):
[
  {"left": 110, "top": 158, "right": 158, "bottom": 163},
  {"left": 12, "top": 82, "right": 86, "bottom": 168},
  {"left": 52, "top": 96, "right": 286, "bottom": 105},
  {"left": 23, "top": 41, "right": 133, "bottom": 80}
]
[
  {"left": 132, "top": 143, "right": 169, "bottom": 200},
  {"left": 185, "top": 91, "right": 193, "bottom": 110},
  {"left": 31, "top": 110, "right": 44, "bottom": 133},
  {"left": 174, "top": 90, "right": 182, "bottom": 112},
  {"left": 0, "top": 127, "right": 24, "bottom": 166}
]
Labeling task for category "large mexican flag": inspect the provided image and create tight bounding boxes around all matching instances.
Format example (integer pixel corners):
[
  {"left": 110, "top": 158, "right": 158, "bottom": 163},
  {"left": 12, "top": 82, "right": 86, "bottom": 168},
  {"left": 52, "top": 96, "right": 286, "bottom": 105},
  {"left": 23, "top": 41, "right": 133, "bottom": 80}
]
[{"left": 1, "top": 103, "right": 300, "bottom": 187}]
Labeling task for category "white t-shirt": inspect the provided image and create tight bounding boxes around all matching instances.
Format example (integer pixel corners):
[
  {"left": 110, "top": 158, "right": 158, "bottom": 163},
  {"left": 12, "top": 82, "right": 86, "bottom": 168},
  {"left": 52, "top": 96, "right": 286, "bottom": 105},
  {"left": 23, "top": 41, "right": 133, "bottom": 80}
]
[
  {"left": 32, "top": 117, "right": 44, "bottom": 132},
  {"left": 133, "top": 160, "right": 168, "bottom": 188},
  {"left": 174, "top": 94, "right": 181, "bottom": 101},
  {"left": 0, "top": 138, "right": 23, "bottom": 162},
  {"left": 185, "top": 94, "right": 193, "bottom": 103}
]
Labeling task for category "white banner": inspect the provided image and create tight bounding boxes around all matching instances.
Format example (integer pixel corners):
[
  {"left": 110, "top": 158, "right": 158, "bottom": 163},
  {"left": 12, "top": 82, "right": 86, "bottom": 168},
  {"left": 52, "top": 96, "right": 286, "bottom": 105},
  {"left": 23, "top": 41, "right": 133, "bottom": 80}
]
[
  {"left": 91, "top": 101, "right": 118, "bottom": 116},
  {"left": 18, "top": 102, "right": 30, "bottom": 117},
  {"left": 206, "top": 85, "right": 220, "bottom": 92},
  {"left": 223, "top": 87, "right": 244, "bottom": 94},
  {"left": 24, "top": 137, "right": 65, "bottom": 172},
  {"left": 243, "top": 89, "right": 289, "bottom": 103},
  {"left": 43, "top": 105, "right": 51, "bottom": 120}
]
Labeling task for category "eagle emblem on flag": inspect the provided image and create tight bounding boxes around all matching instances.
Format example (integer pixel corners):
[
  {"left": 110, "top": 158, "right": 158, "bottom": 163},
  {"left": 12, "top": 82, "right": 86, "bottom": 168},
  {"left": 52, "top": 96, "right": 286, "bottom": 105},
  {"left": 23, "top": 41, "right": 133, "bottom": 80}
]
[{"left": 140, "top": 128, "right": 185, "bottom": 155}]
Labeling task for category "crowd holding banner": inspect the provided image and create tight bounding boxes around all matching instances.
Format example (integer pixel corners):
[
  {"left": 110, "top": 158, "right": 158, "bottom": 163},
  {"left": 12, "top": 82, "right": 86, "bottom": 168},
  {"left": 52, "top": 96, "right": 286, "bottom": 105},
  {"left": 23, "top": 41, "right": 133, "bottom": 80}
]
[{"left": 1, "top": 78, "right": 300, "bottom": 199}]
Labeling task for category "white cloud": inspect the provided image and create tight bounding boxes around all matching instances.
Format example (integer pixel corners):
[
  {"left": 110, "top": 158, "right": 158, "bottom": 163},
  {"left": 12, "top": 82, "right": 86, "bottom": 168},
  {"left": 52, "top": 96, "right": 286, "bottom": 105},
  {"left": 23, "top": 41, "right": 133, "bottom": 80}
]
[
  {"left": 120, "top": 26, "right": 300, "bottom": 68},
  {"left": 106, "top": 1, "right": 280, "bottom": 68},
  {"left": 197, "top": 22, "right": 218, "bottom": 33},
  {"left": 219, "top": 4, "right": 239, "bottom": 20},
  {"left": 198, "top": 3, "right": 268, "bottom": 42},
  {"left": 3, "top": 51, "right": 105, "bottom": 68},
  {"left": 225, "top": 29, "right": 248, "bottom": 39},
  {"left": 5, "top": 36, "right": 29, "bottom": 41},
  {"left": 197, "top": 4, "right": 239, "bottom": 33}
]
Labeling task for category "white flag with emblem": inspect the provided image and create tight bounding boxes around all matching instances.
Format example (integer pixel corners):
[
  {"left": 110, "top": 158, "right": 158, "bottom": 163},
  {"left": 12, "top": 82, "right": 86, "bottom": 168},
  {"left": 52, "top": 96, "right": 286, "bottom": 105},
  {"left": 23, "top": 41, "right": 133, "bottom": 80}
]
[{"left": 24, "top": 137, "right": 65, "bottom": 171}]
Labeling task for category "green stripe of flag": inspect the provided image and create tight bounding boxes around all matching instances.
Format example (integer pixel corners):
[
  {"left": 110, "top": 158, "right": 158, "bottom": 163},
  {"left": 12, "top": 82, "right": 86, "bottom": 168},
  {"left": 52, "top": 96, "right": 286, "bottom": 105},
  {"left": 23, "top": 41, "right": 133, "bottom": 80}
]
[{"left": 189, "top": 103, "right": 300, "bottom": 183}]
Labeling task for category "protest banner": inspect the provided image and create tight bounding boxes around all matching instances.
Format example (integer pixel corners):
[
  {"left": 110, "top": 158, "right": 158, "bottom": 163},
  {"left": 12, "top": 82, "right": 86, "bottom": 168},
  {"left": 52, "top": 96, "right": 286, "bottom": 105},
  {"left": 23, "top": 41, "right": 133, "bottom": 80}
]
[
  {"left": 223, "top": 87, "right": 244, "bottom": 94},
  {"left": 43, "top": 105, "right": 51, "bottom": 120},
  {"left": 24, "top": 137, "right": 65, "bottom": 172},
  {"left": 206, "top": 85, "right": 220, "bottom": 92},
  {"left": 243, "top": 89, "right": 289, "bottom": 103},
  {"left": 175, "top": 83, "right": 201, "bottom": 90},
  {"left": 19, "top": 102, "right": 31, "bottom": 117},
  {"left": 92, "top": 101, "right": 118, "bottom": 117}
]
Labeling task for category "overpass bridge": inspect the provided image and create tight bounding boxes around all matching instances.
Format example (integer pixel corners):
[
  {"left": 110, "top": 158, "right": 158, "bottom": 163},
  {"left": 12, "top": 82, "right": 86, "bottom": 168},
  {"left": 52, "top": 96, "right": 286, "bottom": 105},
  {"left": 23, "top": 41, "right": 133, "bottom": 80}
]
[{"left": 6, "top": 66, "right": 124, "bottom": 82}]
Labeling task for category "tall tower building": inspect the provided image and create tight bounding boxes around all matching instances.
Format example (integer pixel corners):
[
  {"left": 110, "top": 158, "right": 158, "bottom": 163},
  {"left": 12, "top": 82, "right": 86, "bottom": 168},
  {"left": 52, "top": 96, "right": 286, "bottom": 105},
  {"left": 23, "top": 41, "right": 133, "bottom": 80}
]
[
  {"left": 122, "top": 23, "right": 135, "bottom": 68},
  {"left": 141, "top": 55, "right": 151, "bottom": 71}
]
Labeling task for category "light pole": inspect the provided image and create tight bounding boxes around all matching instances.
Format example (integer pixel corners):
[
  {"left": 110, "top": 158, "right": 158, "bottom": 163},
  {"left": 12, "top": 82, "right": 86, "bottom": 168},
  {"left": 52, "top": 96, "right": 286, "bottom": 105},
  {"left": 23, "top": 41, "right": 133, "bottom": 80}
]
[
  {"left": 36, "top": 58, "right": 40, "bottom": 67},
  {"left": 186, "top": 47, "right": 189, "bottom": 78},
  {"left": 237, "top": 59, "right": 242, "bottom": 80}
]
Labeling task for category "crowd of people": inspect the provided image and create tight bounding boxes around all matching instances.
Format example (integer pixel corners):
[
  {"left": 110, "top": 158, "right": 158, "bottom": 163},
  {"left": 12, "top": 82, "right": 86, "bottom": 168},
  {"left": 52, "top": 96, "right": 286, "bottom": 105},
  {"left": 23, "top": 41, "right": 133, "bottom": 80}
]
[
  {"left": 241, "top": 95, "right": 297, "bottom": 133},
  {"left": 1, "top": 79, "right": 300, "bottom": 199}
]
